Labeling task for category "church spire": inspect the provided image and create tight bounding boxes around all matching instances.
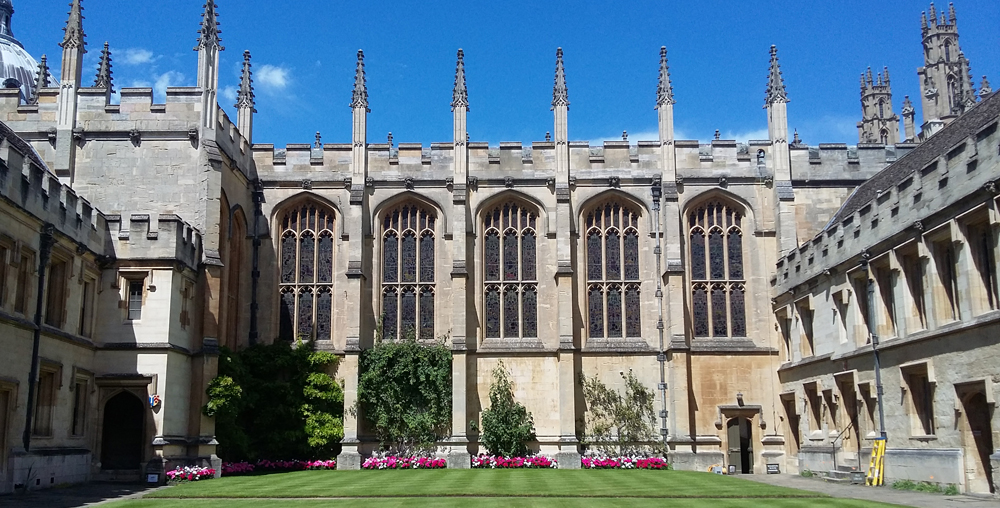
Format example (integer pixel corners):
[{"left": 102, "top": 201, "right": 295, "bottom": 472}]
[
  {"left": 552, "top": 47, "right": 569, "bottom": 109},
  {"left": 351, "top": 50, "right": 369, "bottom": 112},
  {"left": 948, "top": 2, "right": 956, "bottom": 24},
  {"left": 60, "top": 0, "right": 86, "bottom": 51},
  {"left": 451, "top": 49, "right": 469, "bottom": 111},
  {"left": 765, "top": 45, "right": 788, "bottom": 106},
  {"left": 236, "top": 50, "right": 255, "bottom": 110},
  {"left": 28, "top": 55, "right": 51, "bottom": 105},
  {"left": 655, "top": 46, "right": 675, "bottom": 108},
  {"left": 93, "top": 41, "right": 113, "bottom": 91},
  {"left": 194, "top": 2, "right": 223, "bottom": 51}
]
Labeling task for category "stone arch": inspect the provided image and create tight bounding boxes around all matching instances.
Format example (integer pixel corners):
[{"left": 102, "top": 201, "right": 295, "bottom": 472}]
[
  {"left": 575, "top": 189, "right": 652, "bottom": 234},
  {"left": 371, "top": 191, "right": 448, "bottom": 236},
  {"left": 269, "top": 192, "right": 344, "bottom": 239},
  {"left": 473, "top": 190, "right": 548, "bottom": 236},
  {"left": 681, "top": 189, "right": 756, "bottom": 233},
  {"left": 99, "top": 390, "right": 145, "bottom": 471}
]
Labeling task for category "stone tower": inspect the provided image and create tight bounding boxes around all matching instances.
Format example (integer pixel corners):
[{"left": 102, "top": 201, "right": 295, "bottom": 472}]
[
  {"left": 857, "top": 67, "right": 899, "bottom": 144},
  {"left": 917, "top": 2, "right": 975, "bottom": 137}
]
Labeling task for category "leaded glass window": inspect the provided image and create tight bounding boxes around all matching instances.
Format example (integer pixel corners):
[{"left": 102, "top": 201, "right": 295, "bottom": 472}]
[
  {"left": 689, "top": 201, "right": 746, "bottom": 338},
  {"left": 483, "top": 202, "right": 538, "bottom": 339},
  {"left": 382, "top": 204, "right": 436, "bottom": 340},
  {"left": 278, "top": 203, "right": 336, "bottom": 341},
  {"left": 585, "top": 202, "right": 641, "bottom": 339}
]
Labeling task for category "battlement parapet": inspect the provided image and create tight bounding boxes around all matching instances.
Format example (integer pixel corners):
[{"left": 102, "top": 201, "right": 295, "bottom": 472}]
[
  {"left": 105, "top": 212, "right": 202, "bottom": 270},
  {"left": 790, "top": 142, "right": 917, "bottom": 182},
  {"left": 0, "top": 126, "right": 106, "bottom": 250}
]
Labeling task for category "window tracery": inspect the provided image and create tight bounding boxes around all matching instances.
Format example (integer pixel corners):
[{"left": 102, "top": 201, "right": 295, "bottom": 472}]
[
  {"left": 689, "top": 200, "right": 746, "bottom": 338},
  {"left": 382, "top": 204, "right": 436, "bottom": 340},
  {"left": 585, "top": 202, "right": 641, "bottom": 339},
  {"left": 278, "top": 203, "right": 336, "bottom": 341},
  {"left": 484, "top": 202, "right": 537, "bottom": 339}
]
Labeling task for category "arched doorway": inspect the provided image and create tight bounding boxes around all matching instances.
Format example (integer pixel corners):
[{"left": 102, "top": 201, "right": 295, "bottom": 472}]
[
  {"left": 960, "top": 391, "right": 995, "bottom": 494},
  {"left": 100, "top": 392, "right": 144, "bottom": 470},
  {"left": 727, "top": 417, "right": 754, "bottom": 474}
]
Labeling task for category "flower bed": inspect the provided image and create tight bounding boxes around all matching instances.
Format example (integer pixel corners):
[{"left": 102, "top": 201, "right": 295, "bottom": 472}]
[
  {"left": 472, "top": 454, "right": 558, "bottom": 468},
  {"left": 221, "top": 459, "right": 336, "bottom": 476},
  {"left": 581, "top": 456, "right": 669, "bottom": 470},
  {"left": 166, "top": 466, "right": 216, "bottom": 482},
  {"left": 362, "top": 456, "right": 447, "bottom": 469}
]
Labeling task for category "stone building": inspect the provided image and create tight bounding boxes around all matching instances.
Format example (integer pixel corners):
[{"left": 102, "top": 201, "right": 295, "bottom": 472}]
[{"left": 0, "top": 0, "right": 995, "bottom": 497}]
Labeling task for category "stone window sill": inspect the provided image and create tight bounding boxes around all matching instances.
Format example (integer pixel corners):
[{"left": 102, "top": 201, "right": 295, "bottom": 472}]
[{"left": 909, "top": 434, "right": 937, "bottom": 441}]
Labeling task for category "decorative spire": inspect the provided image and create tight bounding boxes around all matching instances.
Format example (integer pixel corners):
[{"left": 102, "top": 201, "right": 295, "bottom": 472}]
[
  {"left": 194, "top": 2, "right": 223, "bottom": 51},
  {"left": 351, "top": 50, "right": 369, "bottom": 112},
  {"left": 60, "top": 0, "right": 86, "bottom": 51},
  {"left": 948, "top": 2, "right": 956, "bottom": 23},
  {"left": 929, "top": 2, "right": 937, "bottom": 25},
  {"left": 451, "top": 48, "right": 469, "bottom": 111},
  {"left": 315, "top": 132, "right": 322, "bottom": 148},
  {"left": 859, "top": 73, "right": 866, "bottom": 94},
  {"left": 765, "top": 45, "right": 789, "bottom": 106},
  {"left": 655, "top": 46, "right": 675, "bottom": 108},
  {"left": 552, "top": 47, "right": 569, "bottom": 110},
  {"left": 235, "top": 50, "right": 255, "bottom": 111},
  {"left": 28, "top": 55, "right": 52, "bottom": 105},
  {"left": 980, "top": 76, "right": 992, "bottom": 97},
  {"left": 93, "top": 41, "right": 113, "bottom": 91},
  {"left": 901, "top": 95, "right": 915, "bottom": 115},
  {"left": 883, "top": 66, "right": 890, "bottom": 87},
  {"left": 865, "top": 67, "right": 874, "bottom": 87},
  {"left": 921, "top": 10, "right": 928, "bottom": 31}
]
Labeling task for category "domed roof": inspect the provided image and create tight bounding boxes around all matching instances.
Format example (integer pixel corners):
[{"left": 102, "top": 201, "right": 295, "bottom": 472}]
[{"left": 0, "top": 0, "right": 41, "bottom": 101}]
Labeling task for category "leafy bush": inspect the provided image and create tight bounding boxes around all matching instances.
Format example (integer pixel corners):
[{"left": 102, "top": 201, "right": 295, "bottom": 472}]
[
  {"left": 357, "top": 333, "right": 452, "bottom": 453},
  {"left": 943, "top": 484, "right": 959, "bottom": 495},
  {"left": 480, "top": 361, "right": 536, "bottom": 457},
  {"left": 800, "top": 469, "right": 814, "bottom": 478},
  {"left": 892, "top": 479, "right": 916, "bottom": 490},
  {"left": 203, "top": 341, "right": 344, "bottom": 461},
  {"left": 580, "top": 370, "right": 662, "bottom": 456}
]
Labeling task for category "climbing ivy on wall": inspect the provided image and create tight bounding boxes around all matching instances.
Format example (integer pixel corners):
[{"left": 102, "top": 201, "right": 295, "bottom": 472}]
[
  {"left": 204, "top": 341, "right": 344, "bottom": 461},
  {"left": 357, "top": 332, "right": 452, "bottom": 453},
  {"left": 480, "top": 360, "right": 536, "bottom": 457},
  {"left": 580, "top": 370, "right": 662, "bottom": 456}
]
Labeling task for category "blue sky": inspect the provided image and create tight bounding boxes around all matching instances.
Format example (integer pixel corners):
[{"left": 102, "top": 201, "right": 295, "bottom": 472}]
[{"left": 12, "top": 0, "right": 1000, "bottom": 146}]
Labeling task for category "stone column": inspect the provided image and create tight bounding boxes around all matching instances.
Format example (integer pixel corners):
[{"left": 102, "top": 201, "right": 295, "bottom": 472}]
[{"left": 337, "top": 344, "right": 362, "bottom": 469}]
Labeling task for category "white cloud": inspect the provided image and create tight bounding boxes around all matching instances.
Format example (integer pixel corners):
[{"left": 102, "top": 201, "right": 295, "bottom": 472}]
[
  {"left": 221, "top": 86, "right": 238, "bottom": 104},
  {"left": 720, "top": 128, "right": 770, "bottom": 142},
  {"left": 153, "top": 71, "right": 185, "bottom": 101},
  {"left": 256, "top": 64, "right": 290, "bottom": 91},
  {"left": 122, "top": 48, "right": 157, "bottom": 65},
  {"left": 592, "top": 129, "right": 691, "bottom": 143}
]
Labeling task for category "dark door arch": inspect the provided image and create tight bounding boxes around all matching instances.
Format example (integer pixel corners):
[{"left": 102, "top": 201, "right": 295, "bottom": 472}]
[
  {"left": 100, "top": 391, "right": 144, "bottom": 470},
  {"left": 727, "top": 417, "right": 754, "bottom": 474},
  {"left": 962, "top": 392, "right": 995, "bottom": 494}
]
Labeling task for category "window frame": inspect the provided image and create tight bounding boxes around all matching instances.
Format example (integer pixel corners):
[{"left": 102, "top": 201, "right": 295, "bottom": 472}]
[
  {"left": 0, "top": 236, "right": 12, "bottom": 309},
  {"left": 687, "top": 200, "right": 748, "bottom": 339},
  {"left": 277, "top": 203, "right": 337, "bottom": 342},
  {"left": 584, "top": 201, "right": 642, "bottom": 340},
  {"left": 13, "top": 247, "right": 34, "bottom": 315},
  {"left": 31, "top": 361, "right": 61, "bottom": 438},
  {"left": 70, "top": 370, "right": 91, "bottom": 438},
  {"left": 0, "top": 380, "right": 15, "bottom": 473},
  {"left": 901, "top": 362, "right": 936, "bottom": 437},
  {"left": 44, "top": 251, "right": 72, "bottom": 329},
  {"left": 482, "top": 201, "right": 539, "bottom": 341},
  {"left": 379, "top": 203, "right": 437, "bottom": 341}
]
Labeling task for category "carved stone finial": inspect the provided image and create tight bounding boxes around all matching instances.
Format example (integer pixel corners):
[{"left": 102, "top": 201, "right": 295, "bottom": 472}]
[
  {"left": 194, "top": 2, "right": 223, "bottom": 51},
  {"left": 655, "top": 46, "right": 675, "bottom": 108},
  {"left": 235, "top": 50, "right": 256, "bottom": 111},
  {"left": 545, "top": 132, "right": 551, "bottom": 142},
  {"left": 980, "top": 76, "right": 992, "bottom": 98},
  {"left": 351, "top": 50, "right": 370, "bottom": 112},
  {"left": 315, "top": 132, "right": 322, "bottom": 148},
  {"left": 28, "top": 55, "right": 52, "bottom": 105},
  {"left": 793, "top": 129, "right": 801, "bottom": 144},
  {"left": 765, "top": 45, "right": 789, "bottom": 106},
  {"left": 387, "top": 132, "right": 393, "bottom": 147},
  {"left": 714, "top": 129, "right": 721, "bottom": 140},
  {"left": 451, "top": 48, "right": 469, "bottom": 111},
  {"left": 901, "top": 95, "right": 915, "bottom": 116},
  {"left": 93, "top": 42, "right": 113, "bottom": 91},
  {"left": 552, "top": 48, "right": 569, "bottom": 110},
  {"left": 60, "top": 0, "right": 87, "bottom": 51},
  {"left": 622, "top": 130, "right": 628, "bottom": 141}
]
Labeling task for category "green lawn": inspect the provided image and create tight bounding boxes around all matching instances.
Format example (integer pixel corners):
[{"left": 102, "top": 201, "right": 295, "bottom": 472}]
[{"left": 106, "top": 469, "right": 905, "bottom": 507}]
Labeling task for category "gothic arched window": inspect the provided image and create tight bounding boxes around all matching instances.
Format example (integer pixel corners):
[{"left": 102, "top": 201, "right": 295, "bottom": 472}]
[
  {"left": 278, "top": 203, "right": 336, "bottom": 341},
  {"left": 483, "top": 202, "right": 537, "bottom": 339},
  {"left": 878, "top": 100, "right": 885, "bottom": 119},
  {"left": 586, "top": 202, "right": 641, "bottom": 339},
  {"left": 689, "top": 200, "right": 746, "bottom": 338},
  {"left": 944, "top": 41, "right": 952, "bottom": 63},
  {"left": 381, "top": 204, "right": 436, "bottom": 340}
]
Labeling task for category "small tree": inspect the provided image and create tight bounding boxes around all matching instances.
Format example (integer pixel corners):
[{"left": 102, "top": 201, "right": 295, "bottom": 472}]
[
  {"left": 581, "top": 370, "right": 661, "bottom": 456},
  {"left": 480, "top": 361, "right": 535, "bottom": 456}
]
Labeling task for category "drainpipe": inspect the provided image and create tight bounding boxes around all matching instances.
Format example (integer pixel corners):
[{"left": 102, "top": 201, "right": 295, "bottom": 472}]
[
  {"left": 248, "top": 179, "right": 264, "bottom": 346},
  {"left": 652, "top": 182, "right": 669, "bottom": 451},
  {"left": 861, "top": 252, "right": 888, "bottom": 439},
  {"left": 22, "top": 223, "right": 55, "bottom": 452}
]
